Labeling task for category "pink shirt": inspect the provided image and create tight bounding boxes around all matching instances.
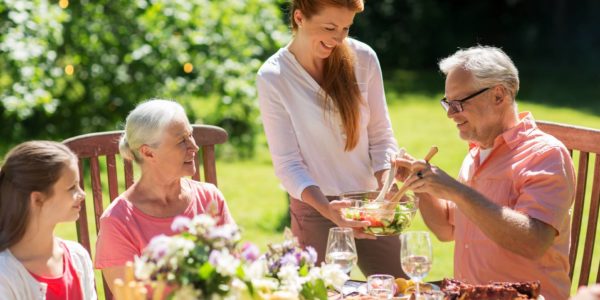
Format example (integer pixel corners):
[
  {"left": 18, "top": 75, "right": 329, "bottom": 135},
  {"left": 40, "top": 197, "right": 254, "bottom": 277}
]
[
  {"left": 448, "top": 112, "right": 575, "bottom": 300},
  {"left": 94, "top": 179, "right": 234, "bottom": 269}
]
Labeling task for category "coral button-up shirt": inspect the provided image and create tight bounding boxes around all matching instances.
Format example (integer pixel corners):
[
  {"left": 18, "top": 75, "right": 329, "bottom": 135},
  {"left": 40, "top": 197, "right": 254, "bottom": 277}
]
[{"left": 448, "top": 112, "right": 575, "bottom": 300}]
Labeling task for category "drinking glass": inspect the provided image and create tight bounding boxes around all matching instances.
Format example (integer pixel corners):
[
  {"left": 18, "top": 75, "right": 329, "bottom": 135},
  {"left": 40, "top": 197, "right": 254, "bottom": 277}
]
[
  {"left": 400, "top": 231, "right": 432, "bottom": 298},
  {"left": 325, "top": 227, "right": 358, "bottom": 275},
  {"left": 367, "top": 274, "right": 395, "bottom": 299}
]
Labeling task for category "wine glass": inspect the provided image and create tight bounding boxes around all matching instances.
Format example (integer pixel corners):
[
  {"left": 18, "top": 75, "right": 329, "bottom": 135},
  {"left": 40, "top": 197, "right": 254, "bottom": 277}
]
[
  {"left": 400, "top": 231, "right": 432, "bottom": 298},
  {"left": 367, "top": 274, "right": 395, "bottom": 299},
  {"left": 325, "top": 227, "right": 358, "bottom": 275}
]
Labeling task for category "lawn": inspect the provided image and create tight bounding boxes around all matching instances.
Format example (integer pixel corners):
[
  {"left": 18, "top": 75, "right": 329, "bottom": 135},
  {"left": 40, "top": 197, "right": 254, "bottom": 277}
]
[{"left": 53, "top": 81, "right": 599, "bottom": 298}]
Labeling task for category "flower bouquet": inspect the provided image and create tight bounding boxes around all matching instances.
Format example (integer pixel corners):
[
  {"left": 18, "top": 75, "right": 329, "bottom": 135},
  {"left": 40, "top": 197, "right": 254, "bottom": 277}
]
[
  {"left": 134, "top": 214, "right": 248, "bottom": 299},
  {"left": 134, "top": 213, "right": 348, "bottom": 300},
  {"left": 251, "top": 229, "right": 349, "bottom": 300}
]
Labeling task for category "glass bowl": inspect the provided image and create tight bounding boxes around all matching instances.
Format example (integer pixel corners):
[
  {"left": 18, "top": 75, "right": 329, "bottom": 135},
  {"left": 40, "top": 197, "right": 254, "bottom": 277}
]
[{"left": 340, "top": 191, "right": 418, "bottom": 236}]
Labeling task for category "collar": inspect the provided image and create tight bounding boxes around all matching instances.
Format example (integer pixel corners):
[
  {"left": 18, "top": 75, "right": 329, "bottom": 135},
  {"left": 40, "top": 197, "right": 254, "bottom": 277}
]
[{"left": 468, "top": 111, "right": 537, "bottom": 157}]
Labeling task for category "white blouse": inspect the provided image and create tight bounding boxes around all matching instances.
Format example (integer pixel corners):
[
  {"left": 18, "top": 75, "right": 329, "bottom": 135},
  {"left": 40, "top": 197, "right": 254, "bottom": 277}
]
[{"left": 257, "top": 38, "right": 398, "bottom": 199}]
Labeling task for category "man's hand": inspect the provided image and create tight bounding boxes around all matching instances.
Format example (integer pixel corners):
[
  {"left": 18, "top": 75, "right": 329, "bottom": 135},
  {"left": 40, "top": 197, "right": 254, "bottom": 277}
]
[{"left": 394, "top": 156, "right": 464, "bottom": 201}]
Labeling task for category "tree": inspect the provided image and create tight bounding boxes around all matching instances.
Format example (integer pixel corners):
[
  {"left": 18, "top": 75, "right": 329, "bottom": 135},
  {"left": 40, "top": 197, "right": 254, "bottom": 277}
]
[{"left": 0, "top": 0, "right": 289, "bottom": 157}]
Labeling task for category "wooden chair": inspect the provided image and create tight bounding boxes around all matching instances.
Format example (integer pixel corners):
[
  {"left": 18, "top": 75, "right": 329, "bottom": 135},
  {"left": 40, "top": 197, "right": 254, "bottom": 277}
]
[
  {"left": 536, "top": 120, "right": 600, "bottom": 289},
  {"left": 63, "top": 124, "right": 228, "bottom": 300}
]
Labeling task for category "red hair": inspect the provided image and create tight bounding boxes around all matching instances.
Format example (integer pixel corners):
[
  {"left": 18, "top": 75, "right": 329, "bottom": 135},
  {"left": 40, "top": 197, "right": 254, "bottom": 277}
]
[{"left": 290, "top": 0, "right": 365, "bottom": 151}]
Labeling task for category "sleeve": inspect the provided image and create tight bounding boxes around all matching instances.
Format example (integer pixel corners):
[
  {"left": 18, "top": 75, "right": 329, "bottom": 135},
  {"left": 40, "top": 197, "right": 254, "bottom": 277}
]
[
  {"left": 256, "top": 72, "right": 317, "bottom": 199},
  {"left": 364, "top": 48, "right": 398, "bottom": 172},
  {"left": 94, "top": 216, "right": 140, "bottom": 269},
  {"left": 515, "top": 145, "right": 575, "bottom": 234}
]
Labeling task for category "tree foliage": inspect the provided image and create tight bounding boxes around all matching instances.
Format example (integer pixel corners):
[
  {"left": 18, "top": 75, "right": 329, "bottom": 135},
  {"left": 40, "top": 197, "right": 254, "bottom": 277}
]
[
  {"left": 5, "top": 0, "right": 597, "bottom": 157},
  {"left": 352, "top": 0, "right": 600, "bottom": 70},
  {"left": 1, "top": 0, "right": 288, "bottom": 157}
]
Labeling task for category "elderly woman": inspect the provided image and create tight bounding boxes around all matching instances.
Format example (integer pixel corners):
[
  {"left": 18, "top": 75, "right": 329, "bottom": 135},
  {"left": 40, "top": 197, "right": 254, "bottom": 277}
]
[{"left": 94, "top": 99, "right": 234, "bottom": 293}]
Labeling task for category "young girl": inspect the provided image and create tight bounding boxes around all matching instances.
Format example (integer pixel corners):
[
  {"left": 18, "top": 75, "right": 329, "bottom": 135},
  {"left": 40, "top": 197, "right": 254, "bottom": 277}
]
[{"left": 0, "top": 141, "right": 96, "bottom": 299}]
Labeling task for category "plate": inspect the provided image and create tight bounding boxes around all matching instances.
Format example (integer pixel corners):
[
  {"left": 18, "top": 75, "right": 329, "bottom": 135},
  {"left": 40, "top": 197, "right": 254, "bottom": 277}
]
[
  {"left": 355, "top": 282, "right": 440, "bottom": 299},
  {"left": 344, "top": 281, "right": 543, "bottom": 299}
]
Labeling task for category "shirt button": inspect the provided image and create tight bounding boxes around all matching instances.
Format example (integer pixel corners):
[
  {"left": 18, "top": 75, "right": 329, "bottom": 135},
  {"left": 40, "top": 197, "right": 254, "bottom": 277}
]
[{"left": 465, "top": 244, "right": 469, "bottom": 249}]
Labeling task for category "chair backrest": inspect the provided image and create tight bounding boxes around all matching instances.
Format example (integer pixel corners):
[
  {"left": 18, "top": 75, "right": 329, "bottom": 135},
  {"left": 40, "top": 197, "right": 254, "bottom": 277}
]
[
  {"left": 63, "top": 124, "right": 227, "bottom": 300},
  {"left": 536, "top": 120, "right": 600, "bottom": 289}
]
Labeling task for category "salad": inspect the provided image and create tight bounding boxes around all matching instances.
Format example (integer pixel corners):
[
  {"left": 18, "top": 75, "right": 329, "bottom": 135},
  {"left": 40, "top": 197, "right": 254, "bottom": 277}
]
[{"left": 343, "top": 199, "right": 417, "bottom": 236}]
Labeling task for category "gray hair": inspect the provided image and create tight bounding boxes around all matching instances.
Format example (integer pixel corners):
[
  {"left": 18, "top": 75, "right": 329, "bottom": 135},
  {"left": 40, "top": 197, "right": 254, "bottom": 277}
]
[
  {"left": 119, "top": 99, "right": 188, "bottom": 163},
  {"left": 439, "top": 46, "right": 520, "bottom": 100}
]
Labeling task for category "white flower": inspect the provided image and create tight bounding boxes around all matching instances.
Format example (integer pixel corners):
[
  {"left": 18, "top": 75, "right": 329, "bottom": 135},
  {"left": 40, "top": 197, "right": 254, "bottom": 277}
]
[
  {"left": 133, "top": 256, "right": 155, "bottom": 280},
  {"left": 189, "top": 214, "right": 217, "bottom": 235},
  {"left": 318, "top": 264, "right": 349, "bottom": 290},
  {"left": 277, "top": 264, "right": 302, "bottom": 294},
  {"left": 171, "top": 216, "right": 192, "bottom": 232},
  {"left": 171, "top": 284, "right": 201, "bottom": 300},
  {"left": 226, "top": 278, "right": 254, "bottom": 300},
  {"left": 266, "top": 290, "right": 299, "bottom": 300},
  {"left": 209, "top": 249, "right": 240, "bottom": 276},
  {"left": 168, "top": 236, "right": 195, "bottom": 257},
  {"left": 252, "top": 277, "right": 279, "bottom": 292},
  {"left": 139, "top": 234, "right": 195, "bottom": 273},
  {"left": 207, "top": 223, "right": 240, "bottom": 249},
  {"left": 145, "top": 235, "right": 172, "bottom": 260},
  {"left": 244, "top": 258, "right": 268, "bottom": 279}
]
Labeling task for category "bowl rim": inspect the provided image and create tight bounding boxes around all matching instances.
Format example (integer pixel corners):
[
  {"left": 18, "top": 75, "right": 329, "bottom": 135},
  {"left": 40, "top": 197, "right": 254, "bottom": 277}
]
[{"left": 339, "top": 190, "right": 419, "bottom": 209}]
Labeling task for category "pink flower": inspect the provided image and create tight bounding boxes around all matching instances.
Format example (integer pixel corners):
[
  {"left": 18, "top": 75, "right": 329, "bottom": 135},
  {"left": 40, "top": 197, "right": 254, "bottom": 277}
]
[{"left": 242, "top": 243, "right": 260, "bottom": 262}]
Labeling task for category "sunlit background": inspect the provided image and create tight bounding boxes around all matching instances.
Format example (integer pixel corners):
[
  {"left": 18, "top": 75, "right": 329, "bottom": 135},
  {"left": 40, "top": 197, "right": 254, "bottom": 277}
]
[{"left": 1, "top": 0, "right": 599, "bottom": 297}]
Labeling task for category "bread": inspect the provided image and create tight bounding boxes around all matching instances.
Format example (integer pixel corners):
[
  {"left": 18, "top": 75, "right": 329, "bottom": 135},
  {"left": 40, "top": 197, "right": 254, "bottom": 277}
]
[{"left": 441, "top": 278, "right": 541, "bottom": 300}]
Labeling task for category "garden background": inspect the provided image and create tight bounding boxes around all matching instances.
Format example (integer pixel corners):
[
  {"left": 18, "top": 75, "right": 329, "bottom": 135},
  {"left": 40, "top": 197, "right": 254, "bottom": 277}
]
[{"left": 1, "top": 0, "right": 599, "bottom": 297}]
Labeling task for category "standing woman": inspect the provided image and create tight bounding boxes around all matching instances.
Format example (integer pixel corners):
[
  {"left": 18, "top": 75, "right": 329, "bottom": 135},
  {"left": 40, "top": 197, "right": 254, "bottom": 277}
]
[
  {"left": 257, "top": 0, "right": 404, "bottom": 277},
  {"left": 0, "top": 141, "right": 96, "bottom": 299}
]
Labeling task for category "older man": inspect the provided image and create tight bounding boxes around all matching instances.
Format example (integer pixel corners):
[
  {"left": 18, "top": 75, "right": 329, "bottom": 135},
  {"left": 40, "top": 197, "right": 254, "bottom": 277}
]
[{"left": 398, "top": 46, "right": 575, "bottom": 300}]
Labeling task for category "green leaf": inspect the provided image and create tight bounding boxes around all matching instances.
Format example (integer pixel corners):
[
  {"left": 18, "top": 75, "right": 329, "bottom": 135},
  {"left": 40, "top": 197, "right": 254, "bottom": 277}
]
[
  {"left": 198, "top": 262, "right": 215, "bottom": 280},
  {"left": 312, "top": 279, "right": 329, "bottom": 300},
  {"left": 299, "top": 264, "right": 309, "bottom": 276}
]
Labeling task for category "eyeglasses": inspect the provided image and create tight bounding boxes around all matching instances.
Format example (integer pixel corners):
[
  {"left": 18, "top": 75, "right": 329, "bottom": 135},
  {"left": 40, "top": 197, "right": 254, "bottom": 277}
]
[{"left": 440, "top": 87, "right": 490, "bottom": 113}]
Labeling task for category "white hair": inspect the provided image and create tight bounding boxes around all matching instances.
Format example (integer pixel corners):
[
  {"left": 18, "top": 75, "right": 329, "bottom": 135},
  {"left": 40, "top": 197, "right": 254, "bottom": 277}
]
[
  {"left": 119, "top": 99, "right": 188, "bottom": 163},
  {"left": 439, "top": 46, "right": 520, "bottom": 100}
]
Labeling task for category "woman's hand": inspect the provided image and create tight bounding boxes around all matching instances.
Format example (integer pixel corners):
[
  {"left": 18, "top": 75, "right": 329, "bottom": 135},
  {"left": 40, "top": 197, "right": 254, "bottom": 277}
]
[
  {"left": 328, "top": 200, "right": 376, "bottom": 239},
  {"left": 300, "top": 186, "right": 376, "bottom": 239},
  {"left": 394, "top": 151, "right": 416, "bottom": 182}
]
